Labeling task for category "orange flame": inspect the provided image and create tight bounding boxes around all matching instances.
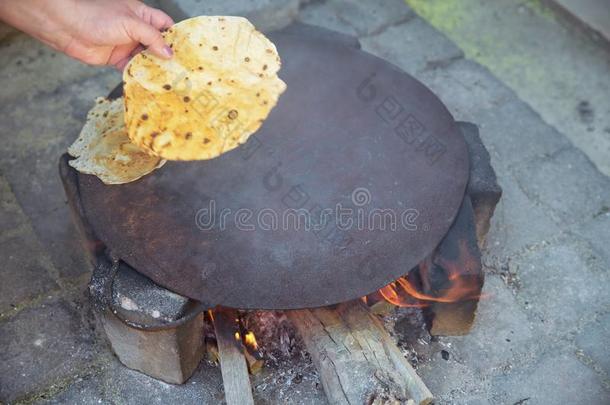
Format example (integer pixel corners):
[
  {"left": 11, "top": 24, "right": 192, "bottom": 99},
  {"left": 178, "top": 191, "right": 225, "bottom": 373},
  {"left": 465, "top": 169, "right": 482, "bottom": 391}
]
[
  {"left": 378, "top": 240, "right": 483, "bottom": 308},
  {"left": 244, "top": 331, "right": 259, "bottom": 351}
]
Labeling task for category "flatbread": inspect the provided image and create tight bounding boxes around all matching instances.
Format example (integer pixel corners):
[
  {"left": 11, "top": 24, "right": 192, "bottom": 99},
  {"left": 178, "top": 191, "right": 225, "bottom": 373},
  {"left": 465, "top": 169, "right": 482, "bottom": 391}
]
[
  {"left": 68, "top": 97, "right": 166, "bottom": 184},
  {"left": 123, "top": 16, "right": 287, "bottom": 160}
]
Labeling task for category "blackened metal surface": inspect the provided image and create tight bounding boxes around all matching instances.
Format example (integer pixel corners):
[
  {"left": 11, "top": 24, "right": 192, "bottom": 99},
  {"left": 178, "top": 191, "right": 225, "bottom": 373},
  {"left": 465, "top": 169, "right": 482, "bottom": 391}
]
[{"left": 76, "top": 25, "right": 469, "bottom": 309}]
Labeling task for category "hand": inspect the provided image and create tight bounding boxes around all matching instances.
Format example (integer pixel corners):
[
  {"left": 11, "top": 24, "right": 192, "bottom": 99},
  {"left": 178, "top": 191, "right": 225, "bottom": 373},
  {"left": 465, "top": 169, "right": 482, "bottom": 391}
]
[{"left": 0, "top": 0, "right": 174, "bottom": 70}]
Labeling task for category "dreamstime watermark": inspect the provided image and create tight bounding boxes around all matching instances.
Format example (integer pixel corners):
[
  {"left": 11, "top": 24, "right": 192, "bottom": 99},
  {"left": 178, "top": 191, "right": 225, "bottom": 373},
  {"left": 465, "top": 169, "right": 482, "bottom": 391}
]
[{"left": 195, "top": 187, "right": 421, "bottom": 232}]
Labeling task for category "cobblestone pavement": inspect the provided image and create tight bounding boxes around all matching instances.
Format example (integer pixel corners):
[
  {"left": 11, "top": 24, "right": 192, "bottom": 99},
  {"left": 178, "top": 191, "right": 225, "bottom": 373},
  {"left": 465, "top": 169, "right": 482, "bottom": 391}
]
[{"left": 0, "top": 0, "right": 608, "bottom": 404}]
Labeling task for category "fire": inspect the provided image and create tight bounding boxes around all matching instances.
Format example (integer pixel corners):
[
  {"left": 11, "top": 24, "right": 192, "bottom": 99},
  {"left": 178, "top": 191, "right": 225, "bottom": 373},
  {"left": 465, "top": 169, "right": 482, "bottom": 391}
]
[
  {"left": 244, "top": 331, "right": 259, "bottom": 351},
  {"left": 378, "top": 240, "right": 483, "bottom": 308}
]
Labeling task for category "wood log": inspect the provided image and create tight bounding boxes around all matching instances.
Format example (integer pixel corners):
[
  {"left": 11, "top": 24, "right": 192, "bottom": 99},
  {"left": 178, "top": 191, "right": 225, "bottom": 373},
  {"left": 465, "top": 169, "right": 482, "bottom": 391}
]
[
  {"left": 287, "top": 300, "right": 433, "bottom": 405},
  {"left": 212, "top": 308, "right": 254, "bottom": 405}
]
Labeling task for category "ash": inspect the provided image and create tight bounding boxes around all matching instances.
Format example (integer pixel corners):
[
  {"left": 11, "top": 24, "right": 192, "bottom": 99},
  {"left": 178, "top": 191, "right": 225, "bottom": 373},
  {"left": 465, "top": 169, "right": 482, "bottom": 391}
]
[
  {"left": 235, "top": 306, "right": 437, "bottom": 404},
  {"left": 243, "top": 311, "right": 326, "bottom": 404}
]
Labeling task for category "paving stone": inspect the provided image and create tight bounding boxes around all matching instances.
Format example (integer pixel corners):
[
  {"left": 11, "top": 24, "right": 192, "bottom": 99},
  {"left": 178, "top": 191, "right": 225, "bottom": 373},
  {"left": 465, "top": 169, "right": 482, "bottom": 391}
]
[
  {"left": 297, "top": 0, "right": 357, "bottom": 36},
  {"left": 0, "top": 174, "right": 60, "bottom": 316},
  {"left": 0, "top": 174, "right": 29, "bottom": 236},
  {"left": 0, "top": 33, "right": 109, "bottom": 105},
  {"left": 574, "top": 212, "right": 610, "bottom": 266},
  {"left": 326, "top": 0, "right": 415, "bottom": 36},
  {"left": 512, "top": 147, "right": 610, "bottom": 226},
  {"left": 0, "top": 297, "right": 98, "bottom": 403},
  {"left": 159, "top": 0, "right": 301, "bottom": 32},
  {"left": 439, "top": 275, "right": 542, "bottom": 374},
  {"left": 575, "top": 312, "right": 610, "bottom": 375},
  {"left": 0, "top": 228, "right": 59, "bottom": 317},
  {"left": 360, "top": 18, "right": 463, "bottom": 75},
  {"left": 548, "top": 0, "right": 610, "bottom": 45},
  {"left": 418, "top": 59, "right": 572, "bottom": 169},
  {"left": 491, "top": 353, "right": 609, "bottom": 404},
  {"left": 406, "top": 0, "right": 610, "bottom": 177},
  {"left": 40, "top": 358, "right": 224, "bottom": 405},
  {"left": 0, "top": 22, "right": 16, "bottom": 41},
  {"left": 511, "top": 239, "right": 610, "bottom": 337},
  {"left": 0, "top": 71, "right": 120, "bottom": 280},
  {"left": 416, "top": 357, "right": 490, "bottom": 405},
  {"left": 485, "top": 172, "right": 561, "bottom": 258}
]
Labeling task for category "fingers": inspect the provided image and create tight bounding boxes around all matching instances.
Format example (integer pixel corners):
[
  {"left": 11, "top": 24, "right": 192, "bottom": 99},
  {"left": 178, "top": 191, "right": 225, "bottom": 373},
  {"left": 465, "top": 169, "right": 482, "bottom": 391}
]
[
  {"left": 144, "top": 7, "right": 174, "bottom": 31},
  {"left": 124, "top": 17, "right": 173, "bottom": 60},
  {"left": 112, "top": 44, "right": 144, "bottom": 71},
  {"left": 130, "top": 2, "right": 174, "bottom": 30}
]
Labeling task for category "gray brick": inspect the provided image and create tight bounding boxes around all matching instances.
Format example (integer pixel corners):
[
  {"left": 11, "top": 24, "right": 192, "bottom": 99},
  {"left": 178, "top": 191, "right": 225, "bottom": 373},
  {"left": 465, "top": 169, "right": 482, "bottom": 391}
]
[
  {"left": 513, "top": 147, "right": 610, "bottom": 226},
  {"left": 576, "top": 312, "right": 610, "bottom": 375},
  {"left": 511, "top": 239, "right": 610, "bottom": 337},
  {"left": 0, "top": 71, "right": 119, "bottom": 279},
  {"left": 491, "top": 353, "right": 609, "bottom": 405},
  {"left": 0, "top": 298, "right": 98, "bottom": 403},
  {"left": 159, "top": 0, "right": 301, "bottom": 32},
  {"left": 297, "top": 1, "right": 357, "bottom": 36},
  {"left": 326, "top": 0, "right": 414, "bottom": 36},
  {"left": 360, "top": 18, "right": 463, "bottom": 75},
  {"left": 485, "top": 173, "right": 560, "bottom": 258},
  {"left": 574, "top": 212, "right": 610, "bottom": 266}
]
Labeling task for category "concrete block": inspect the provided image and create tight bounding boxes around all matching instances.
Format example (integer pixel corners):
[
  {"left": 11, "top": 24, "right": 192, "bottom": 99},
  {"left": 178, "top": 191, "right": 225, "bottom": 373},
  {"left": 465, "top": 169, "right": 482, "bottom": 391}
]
[
  {"left": 459, "top": 122, "right": 502, "bottom": 246},
  {"left": 421, "top": 196, "right": 484, "bottom": 336},
  {"left": 159, "top": 0, "right": 301, "bottom": 32},
  {"left": 100, "top": 263, "right": 205, "bottom": 384}
]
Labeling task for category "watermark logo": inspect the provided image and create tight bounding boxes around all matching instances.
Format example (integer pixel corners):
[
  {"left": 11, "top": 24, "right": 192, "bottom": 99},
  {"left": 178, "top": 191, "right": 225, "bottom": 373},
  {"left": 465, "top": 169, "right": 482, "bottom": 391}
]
[
  {"left": 351, "top": 187, "right": 372, "bottom": 207},
  {"left": 194, "top": 187, "right": 421, "bottom": 235}
]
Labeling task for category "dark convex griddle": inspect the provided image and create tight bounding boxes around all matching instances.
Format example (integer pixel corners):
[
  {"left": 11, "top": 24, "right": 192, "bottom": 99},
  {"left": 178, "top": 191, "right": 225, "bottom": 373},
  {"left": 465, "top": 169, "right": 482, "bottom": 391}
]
[{"left": 75, "top": 24, "right": 469, "bottom": 309}]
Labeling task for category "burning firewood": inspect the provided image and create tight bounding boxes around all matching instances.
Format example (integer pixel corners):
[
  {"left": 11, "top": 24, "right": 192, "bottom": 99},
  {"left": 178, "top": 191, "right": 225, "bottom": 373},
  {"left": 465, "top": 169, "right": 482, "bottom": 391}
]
[
  {"left": 212, "top": 308, "right": 255, "bottom": 405},
  {"left": 287, "top": 300, "right": 433, "bottom": 405}
]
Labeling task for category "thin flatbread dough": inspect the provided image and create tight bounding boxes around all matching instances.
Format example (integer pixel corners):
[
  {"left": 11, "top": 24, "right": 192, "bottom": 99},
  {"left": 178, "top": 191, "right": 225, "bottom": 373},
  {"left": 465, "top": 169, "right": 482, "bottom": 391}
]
[
  {"left": 68, "top": 97, "right": 166, "bottom": 185},
  {"left": 123, "top": 16, "right": 287, "bottom": 160}
]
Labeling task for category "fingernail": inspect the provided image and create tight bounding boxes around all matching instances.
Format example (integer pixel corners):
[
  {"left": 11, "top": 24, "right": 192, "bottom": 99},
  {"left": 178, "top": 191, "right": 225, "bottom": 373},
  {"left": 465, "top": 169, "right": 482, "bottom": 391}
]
[{"left": 162, "top": 45, "right": 173, "bottom": 58}]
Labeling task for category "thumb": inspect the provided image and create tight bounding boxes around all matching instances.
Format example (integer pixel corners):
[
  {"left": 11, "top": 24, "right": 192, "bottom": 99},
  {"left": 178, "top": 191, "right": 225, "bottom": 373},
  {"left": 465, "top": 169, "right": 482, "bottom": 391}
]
[{"left": 125, "top": 18, "right": 173, "bottom": 59}]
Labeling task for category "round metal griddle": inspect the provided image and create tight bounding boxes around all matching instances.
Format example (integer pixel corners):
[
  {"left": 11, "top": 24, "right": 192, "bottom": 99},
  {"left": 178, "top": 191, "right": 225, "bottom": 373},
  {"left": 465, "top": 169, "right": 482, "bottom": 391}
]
[{"left": 77, "top": 24, "right": 469, "bottom": 309}]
